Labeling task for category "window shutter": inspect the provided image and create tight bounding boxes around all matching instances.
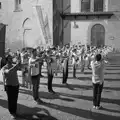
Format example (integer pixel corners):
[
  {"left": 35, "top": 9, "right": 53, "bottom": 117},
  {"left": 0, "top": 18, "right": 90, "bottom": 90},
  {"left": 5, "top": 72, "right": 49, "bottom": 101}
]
[
  {"left": 81, "top": 0, "right": 90, "bottom": 12},
  {"left": 94, "top": 0, "right": 104, "bottom": 12},
  {"left": 0, "top": 2, "right": 1, "bottom": 9},
  {"left": 14, "top": 0, "right": 22, "bottom": 12}
]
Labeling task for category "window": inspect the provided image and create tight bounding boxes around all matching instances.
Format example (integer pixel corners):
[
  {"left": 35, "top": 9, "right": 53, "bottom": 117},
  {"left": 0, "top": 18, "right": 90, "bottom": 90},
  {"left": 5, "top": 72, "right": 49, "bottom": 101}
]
[
  {"left": 19, "top": 0, "right": 21, "bottom": 4},
  {"left": 94, "top": 0, "right": 104, "bottom": 12},
  {"left": 14, "top": 0, "right": 22, "bottom": 12},
  {"left": 81, "top": 0, "right": 90, "bottom": 12},
  {"left": 0, "top": 2, "right": 1, "bottom": 9}
]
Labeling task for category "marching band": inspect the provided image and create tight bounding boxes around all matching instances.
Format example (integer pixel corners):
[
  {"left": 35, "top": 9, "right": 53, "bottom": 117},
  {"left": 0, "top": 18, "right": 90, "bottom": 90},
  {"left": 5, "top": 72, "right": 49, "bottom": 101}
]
[
  {"left": 1, "top": 44, "right": 113, "bottom": 88},
  {"left": 0, "top": 44, "right": 113, "bottom": 116}
]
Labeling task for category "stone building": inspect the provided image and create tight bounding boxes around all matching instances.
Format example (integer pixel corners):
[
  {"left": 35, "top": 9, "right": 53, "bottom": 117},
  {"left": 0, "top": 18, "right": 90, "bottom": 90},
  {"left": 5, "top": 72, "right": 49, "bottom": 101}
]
[
  {"left": 0, "top": 0, "right": 52, "bottom": 52},
  {"left": 53, "top": 0, "right": 120, "bottom": 49},
  {"left": 1, "top": 0, "right": 120, "bottom": 52}
]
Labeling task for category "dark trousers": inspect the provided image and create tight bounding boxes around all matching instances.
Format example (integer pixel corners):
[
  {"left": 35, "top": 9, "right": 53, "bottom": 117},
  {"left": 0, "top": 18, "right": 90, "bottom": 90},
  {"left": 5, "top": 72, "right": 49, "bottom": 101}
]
[
  {"left": 62, "top": 59, "right": 68, "bottom": 84},
  {"left": 39, "top": 65, "right": 42, "bottom": 75},
  {"left": 47, "top": 70, "right": 53, "bottom": 91},
  {"left": 93, "top": 83, "right": 103, "bottom": 106},
  {"left": 5, "top": 85, "right": 19, "bottom": 114},
  {"left": 31, "top": 75, "right": 40, "bottom": 101},
  {"left": 39, "top": 61, "right": 43, "bottom": 76},
  {"left": 73, "top": 64, "right": 76, "bottom": 77}
]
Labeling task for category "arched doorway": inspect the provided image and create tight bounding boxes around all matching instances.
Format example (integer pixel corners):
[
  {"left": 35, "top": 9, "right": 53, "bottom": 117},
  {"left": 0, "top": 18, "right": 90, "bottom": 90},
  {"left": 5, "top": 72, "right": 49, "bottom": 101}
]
[
  {"left": 22, "top": 18, "right": 32, "bottom": 47},
  {"left": 91, "top": 24, "right": 105, "bottom": 47}
]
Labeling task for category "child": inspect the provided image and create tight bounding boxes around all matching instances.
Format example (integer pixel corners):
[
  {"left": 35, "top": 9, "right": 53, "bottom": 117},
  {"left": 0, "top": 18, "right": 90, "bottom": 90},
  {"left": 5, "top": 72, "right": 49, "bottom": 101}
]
[{"left": 91, "top": 54, "right": 109, "bottom": 109}]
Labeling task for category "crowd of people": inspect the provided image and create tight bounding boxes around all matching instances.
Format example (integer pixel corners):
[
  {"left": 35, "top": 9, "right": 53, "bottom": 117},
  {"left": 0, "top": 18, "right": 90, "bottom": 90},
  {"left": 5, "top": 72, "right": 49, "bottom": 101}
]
[{"left": 0, "top": 44, "right": 113, "bottom": 118}]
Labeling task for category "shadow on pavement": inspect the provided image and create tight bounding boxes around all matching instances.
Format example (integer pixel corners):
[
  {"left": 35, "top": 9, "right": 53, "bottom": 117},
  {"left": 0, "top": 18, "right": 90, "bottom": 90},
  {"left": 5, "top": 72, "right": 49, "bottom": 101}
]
[
  {"left": 77, "top": 77, "right": 91, "bottom": 81},
  {"left": 56, "top": 92, "right": 120, "bottom": 107},
  {"left": 106, "top": 68, "right": 120, "bottom": 70},
  {"left": 20, "top": 85, "right": 120, "bottom": 106},
  {"left": 40, "top": 83, "right": 76, "bottom": 90},
  {"left": 40, "top": 76, "right": 92, "bottom": 80},
  {"left": 19, "top": 88, "right": 75, "bottom": 102},
  {"left": 0, "top": 97, "right": 120, "bottom": 120},
  {"left": 83, "top": 71, "right": 120, "bottom": 75},
  {"left": 41, "top": 83, "right": 120, "bottom": 91},
  {"left": 105, "top": 72, "right": 120, "bottom": 75},
  {"left": 106, "top": 66, "right": 120, "bottom": 68},
  {"left": 40, "top": 102, "right": 120, "bottom": 120},
  {"left": 0, "top": 99, "right": 57, "bottom": 120},
  {"left": 104, "top": 78, "right": 120, "bottom": 82}
]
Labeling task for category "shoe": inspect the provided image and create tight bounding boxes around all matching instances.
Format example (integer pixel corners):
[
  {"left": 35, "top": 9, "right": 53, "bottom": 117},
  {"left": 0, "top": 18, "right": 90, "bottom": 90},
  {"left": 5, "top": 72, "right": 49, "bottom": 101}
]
[
  {"left": 49, "top": 90, "right": 56, "bottom": 94},
  {"left": 96, "top": 106, "right": 102, "bottom": 110},
  {"left": 93, "top": 106, "right": 96, "bottom": 109},
  {"left": 88, "top": 67, "right": 92, "bottom": 70},
  {"left": 73, "top": 76, "right": 76, "bottom": 78},
  {"left": 10, "top": 113, "right": 17, "bottom": 119},
  {"left": 62, "top": 83, "right": 68, "bottom": 85},
  {"left": 36, "top": 99, "right": 45, "bottom": 104},
  {"left": 40, "top": 74, "right": 44, "bottom": 77}
]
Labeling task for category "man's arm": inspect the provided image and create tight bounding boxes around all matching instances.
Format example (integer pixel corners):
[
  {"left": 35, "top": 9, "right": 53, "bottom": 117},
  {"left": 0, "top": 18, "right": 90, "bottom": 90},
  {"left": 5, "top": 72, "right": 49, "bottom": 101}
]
[
  {"left": 1, "top": 68, "right": 6, "bottom": 85},
  {"left": 7, "top": 63, "right": 20, "bottom": 73},
  {"left": 29, "top": 57, "right": 44, "bottom": 64}
]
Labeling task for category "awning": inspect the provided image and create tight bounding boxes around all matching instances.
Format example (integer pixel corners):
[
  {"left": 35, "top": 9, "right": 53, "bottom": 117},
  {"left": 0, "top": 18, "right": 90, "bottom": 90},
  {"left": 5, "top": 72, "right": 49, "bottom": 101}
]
[{"left": 60, "top": 11, "right": 114, "bottom": 21}]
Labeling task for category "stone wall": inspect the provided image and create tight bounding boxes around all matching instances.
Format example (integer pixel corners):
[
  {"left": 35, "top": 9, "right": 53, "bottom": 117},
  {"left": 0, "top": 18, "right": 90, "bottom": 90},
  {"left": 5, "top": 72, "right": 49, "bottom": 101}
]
[{"left": 0, "top": 0, "right": 52, "bottom": 52}]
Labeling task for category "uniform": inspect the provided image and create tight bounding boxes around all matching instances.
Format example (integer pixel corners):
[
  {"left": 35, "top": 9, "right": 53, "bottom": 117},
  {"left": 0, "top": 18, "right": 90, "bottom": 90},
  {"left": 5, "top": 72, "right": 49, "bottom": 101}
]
[
  {"left": 62, "top": 49, "right": 69, "bottom": 84},
  {"left": 46, "top": 50, "right": 56, "bottom": 94},
  {"left": 29, "top": 56, "right": 40, "bottom": 101}
]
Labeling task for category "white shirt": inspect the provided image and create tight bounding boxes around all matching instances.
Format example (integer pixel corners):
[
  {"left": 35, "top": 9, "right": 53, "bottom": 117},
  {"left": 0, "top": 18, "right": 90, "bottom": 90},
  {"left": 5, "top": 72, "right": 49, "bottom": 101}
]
[
  {"left": 91, "top": 60, "right": 107, "bottom": 84},
  {"left": 21, "top": 53, "right": 28, "bottom": 64},
  {"left": 29, "top": 57, "right": 39, "bottom": 76}
]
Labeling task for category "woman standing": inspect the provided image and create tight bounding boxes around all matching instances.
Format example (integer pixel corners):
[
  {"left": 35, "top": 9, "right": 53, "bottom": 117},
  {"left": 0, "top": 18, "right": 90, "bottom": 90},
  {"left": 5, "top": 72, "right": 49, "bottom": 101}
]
[{"left": 2, "top": 55, "right": 21, "bottom": 118}]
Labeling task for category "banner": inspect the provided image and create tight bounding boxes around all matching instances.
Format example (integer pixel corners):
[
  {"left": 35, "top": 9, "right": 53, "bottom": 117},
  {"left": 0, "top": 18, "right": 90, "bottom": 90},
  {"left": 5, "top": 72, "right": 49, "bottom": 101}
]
[{"left": 36, "top": 6, "right": 48, "bottom": 44}]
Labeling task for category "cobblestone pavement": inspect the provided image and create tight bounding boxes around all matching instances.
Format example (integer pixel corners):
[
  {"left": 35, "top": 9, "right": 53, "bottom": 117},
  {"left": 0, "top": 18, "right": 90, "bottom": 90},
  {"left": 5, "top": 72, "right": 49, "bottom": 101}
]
[{"left": 0, "top": 53, "right": 120, "bottom": 120}]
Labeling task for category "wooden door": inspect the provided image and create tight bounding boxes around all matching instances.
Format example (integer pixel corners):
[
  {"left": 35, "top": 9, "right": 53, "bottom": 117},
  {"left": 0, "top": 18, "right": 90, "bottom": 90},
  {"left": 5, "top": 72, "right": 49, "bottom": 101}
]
[{"left": 91, "top": 24, "right": 105, "bottom": 48}]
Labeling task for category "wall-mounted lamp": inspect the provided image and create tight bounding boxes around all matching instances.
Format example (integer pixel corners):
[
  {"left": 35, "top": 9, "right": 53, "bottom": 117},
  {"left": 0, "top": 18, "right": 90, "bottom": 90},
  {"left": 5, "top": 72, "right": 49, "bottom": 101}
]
[
  {"left": 109, "top": 36, "right": 115, "bottom": 41},
  {"left": 73, "top": 21, "right": 79, "bottom": 29}
]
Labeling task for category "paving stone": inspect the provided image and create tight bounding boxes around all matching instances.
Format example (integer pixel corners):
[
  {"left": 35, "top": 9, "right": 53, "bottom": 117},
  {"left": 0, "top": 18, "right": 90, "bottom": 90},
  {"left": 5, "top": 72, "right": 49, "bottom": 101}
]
[{"left": 0, "top": 53, "right": 120, "bottom": 120}]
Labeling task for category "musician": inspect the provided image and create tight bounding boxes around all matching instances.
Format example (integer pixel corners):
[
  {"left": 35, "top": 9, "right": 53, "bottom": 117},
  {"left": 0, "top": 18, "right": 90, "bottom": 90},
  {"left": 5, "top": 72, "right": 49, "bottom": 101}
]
[
  {"left": 20, "top": 50, "right": 29, "bottom": 87},
  {"left": 36, "top": 47, "right": 44, "bottom": 77},
  {"left": 91, "top": 53, "right": 109, "bottom": 109},
  {"left": 79, "top": 46, "right": 85, "bottom": 73},
  {"left": 46, "top": 48, "right": 56, "bottom": 94},
  {"left": 1, "top": 55, "right": 21, "bottom": 117},
  {"left": 71, "top": 48, "right": 79, "bottom": 78},
  {"left": 29, "top": 49, "right": 44, "bottom": 103},
  {"left": 62, "top": 45, "right": 69, "bottom": 85}
]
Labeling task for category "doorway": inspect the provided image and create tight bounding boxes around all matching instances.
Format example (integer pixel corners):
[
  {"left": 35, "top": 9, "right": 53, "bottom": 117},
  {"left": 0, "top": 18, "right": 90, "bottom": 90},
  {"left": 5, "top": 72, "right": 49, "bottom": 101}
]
[
  {"left": 0, "top": 24, "right": 6, "bottom": 57},
  {"left": 91, "top": 24, "right": 105, "bottom": 47}
]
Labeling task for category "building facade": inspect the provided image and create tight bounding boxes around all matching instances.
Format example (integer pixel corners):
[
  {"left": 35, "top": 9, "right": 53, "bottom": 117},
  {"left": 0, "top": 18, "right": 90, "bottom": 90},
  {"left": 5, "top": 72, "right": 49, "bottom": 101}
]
[
  {"left": 53, "top": 0, "right": 120, "bottom": 49},
  {"left": 0, "top": 0, "right": 52, "bottom": 52},
  {"left": 71, "top": 0, "right": 120, "bottom": 49}
]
